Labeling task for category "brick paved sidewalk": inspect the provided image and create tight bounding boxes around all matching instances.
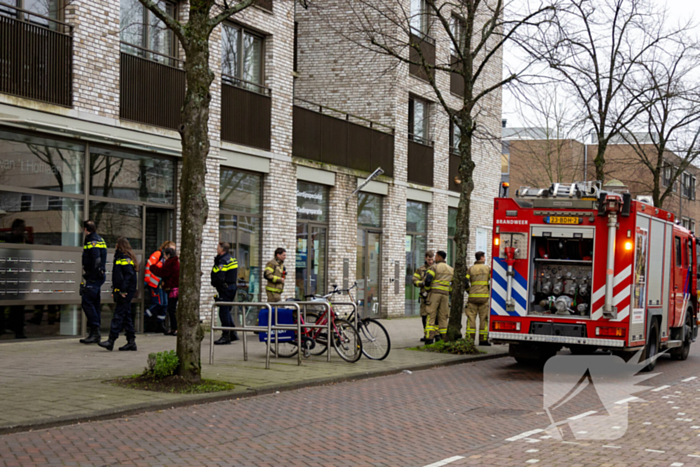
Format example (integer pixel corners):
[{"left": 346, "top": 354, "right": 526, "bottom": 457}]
[{"left": 0, "top": 316, "right": 506, "bottom": 433}]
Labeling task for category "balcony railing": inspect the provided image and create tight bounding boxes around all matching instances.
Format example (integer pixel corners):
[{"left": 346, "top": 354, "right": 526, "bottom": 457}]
[
  {"left": 119, "top": 44, "right": 185, "bottom": 130},
  {"left": 293, "top": 98, "right": 395, "bottom": 177},
  {"left": 409, "top": 33, "right": 435, "bottom": 82},
  {"left": 0, "top": 3, "right": 73, "bottom": 107},
  {"left": 407, "top": 139, "right": 434, "bottom": 187},
  {"left": 221, "top": 76, "right": 272, "bottom": 150},
  {"left": 450, "top": 56, "right": 464, "bottom": 97}
]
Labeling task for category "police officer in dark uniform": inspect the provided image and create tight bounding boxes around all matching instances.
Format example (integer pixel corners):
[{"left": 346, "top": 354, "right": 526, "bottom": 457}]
[
  {"left": 211, "top": 241, "right": 239, "bottom": 345},
  {"left": 79, "top": 220, "right": 107, "bottom": 344}
]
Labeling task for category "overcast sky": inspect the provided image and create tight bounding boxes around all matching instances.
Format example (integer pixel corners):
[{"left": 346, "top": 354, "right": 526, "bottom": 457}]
[{"left": 502, "top": 0, "right": 700, "bottom": 128}]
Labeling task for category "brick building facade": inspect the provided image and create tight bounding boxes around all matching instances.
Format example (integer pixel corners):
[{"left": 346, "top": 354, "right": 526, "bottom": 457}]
[{"left": 0, "top": 0, "right": 501, "bottom": 340}]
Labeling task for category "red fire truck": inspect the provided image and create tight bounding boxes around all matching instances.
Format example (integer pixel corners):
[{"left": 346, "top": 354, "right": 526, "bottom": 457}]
[{"left": 489, "top": 182, "right": 698, "bottom": 370}]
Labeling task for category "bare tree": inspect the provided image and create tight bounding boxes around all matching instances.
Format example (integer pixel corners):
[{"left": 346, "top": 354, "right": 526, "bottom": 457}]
[
  {"left": 521, "top": 0, "right": 678, "bottom": 182},
  {"left": 507, "top": 85, "right": 586, "bottom": 188},
  {"left": 620, "top": 35, "right": 700, "bottom": 208},
  {"left": 333, "top": 0, "right": 553, "bottom": 340},
  {"left": 132, "top": 0, "right": 255, "bottom": 381}
]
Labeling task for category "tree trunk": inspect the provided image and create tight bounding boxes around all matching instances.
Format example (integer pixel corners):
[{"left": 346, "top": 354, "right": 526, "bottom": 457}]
[
  {"left": 176, "top": 12, "right": 213, "bottom": 382},
  {"left": 594, "top": 140, "right": 607, "bottom": 182},
  {"left": 447, "top": 118, "right": 476, "bottom": 342}
]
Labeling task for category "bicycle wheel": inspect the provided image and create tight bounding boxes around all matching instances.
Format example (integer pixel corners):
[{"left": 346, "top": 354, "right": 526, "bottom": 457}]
[
  {"left": 305, "top": 311, "right": 328, "bottom": 356},
  {"left": 269, "top": 339, "right": 299, "bottom": 358},
  {"left": 358, "top": 318, "right": 391, "bottom": 360},
  {"left": 332, "top": 319, "right": 363, "bottom": 363}
]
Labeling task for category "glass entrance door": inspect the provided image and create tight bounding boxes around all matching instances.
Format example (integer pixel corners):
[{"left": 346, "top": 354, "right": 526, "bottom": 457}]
[
  {"left": 405, "top": 233, "right": 426, "bottom": 316},
  {"left": 295, "top": 223, "right": 327, "bottom": 298},
  {"left": 357, "top": 229, "right": 381, "bottom": 318}
]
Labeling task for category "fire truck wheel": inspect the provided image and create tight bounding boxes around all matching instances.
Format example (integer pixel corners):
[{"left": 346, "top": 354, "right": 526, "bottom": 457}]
[
  {"left": 642, "top": 320, "right": 660, "bottom": 372},
  {"left": 671, "top": 314, "right": 692, "bottom": 361}
]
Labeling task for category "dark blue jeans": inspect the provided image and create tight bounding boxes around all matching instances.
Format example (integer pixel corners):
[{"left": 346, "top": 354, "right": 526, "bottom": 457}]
[
  {"left": 109, "top": 291, "right": 135, "bottom": 341},
  {"left": 81, "top": 283, "right": 102, "bottom": 328}
]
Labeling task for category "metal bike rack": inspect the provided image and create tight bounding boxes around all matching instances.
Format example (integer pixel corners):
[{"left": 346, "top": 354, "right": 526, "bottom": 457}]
[
  {"left": 209, "top": 301, "right": 302, "bottom": 369},
  {"left": 289, "top": 301, "right": 333, "bottom": 362}
]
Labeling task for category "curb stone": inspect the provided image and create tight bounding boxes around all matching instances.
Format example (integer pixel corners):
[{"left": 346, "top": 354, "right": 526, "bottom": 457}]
[{"left": 0, "top": 348, "right": 508, "bottom": 435}]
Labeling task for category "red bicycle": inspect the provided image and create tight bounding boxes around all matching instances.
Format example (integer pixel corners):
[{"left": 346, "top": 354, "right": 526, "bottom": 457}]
[{"left": 270, "top": 288, "right": 363, "bottom": 363}]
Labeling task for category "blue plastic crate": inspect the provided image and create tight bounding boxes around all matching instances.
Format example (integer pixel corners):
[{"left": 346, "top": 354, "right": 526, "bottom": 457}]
[{"left": 258, "top": 308, "right": 296, "bottom": 342}]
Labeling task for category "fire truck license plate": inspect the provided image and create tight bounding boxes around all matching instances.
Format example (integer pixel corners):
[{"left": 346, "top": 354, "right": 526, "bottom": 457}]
[{"left": 546, "top": 216, "right": 579, "bottom": 224}]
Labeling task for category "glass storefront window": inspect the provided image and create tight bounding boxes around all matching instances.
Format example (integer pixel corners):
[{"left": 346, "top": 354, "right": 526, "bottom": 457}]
[
  {"left": 296, "top": 223, "right": 327, "bottom": 298},
  {"left": 0, "top": 191, "right": 83, "bottom": 246},
  {"left": 358, "top": 192, "right": 382, "bottom": 228},
  {"left": 90, "top": 201, "right": 143, "bottom": 249},
  {"left": 220, "top": 168, "right": 262, "bottom": 213},
  {"left": 219, "top": 168, "right": 263, "bottom": 301},
  {"left": 297, "top": 181, "right": 329, "bottom": 222},
  {"left": 406, "top": 201, "right": 427, "bottom": 233},
  {"left": 0, "top": 130, "right": 84, "bottom": 194},
  {"left": 90, "top": 148, "right": 175, "bottom": 205}
]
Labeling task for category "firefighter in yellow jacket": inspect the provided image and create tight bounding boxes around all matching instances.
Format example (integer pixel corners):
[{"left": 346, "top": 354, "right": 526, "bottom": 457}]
[
  {"left": 264, "top": 247, "right": 287, "bottom": 302},
  {"left": 423, "top": 250, "right": 453, "bottom": 343},
  {"left": 466, "top": 251, "right": 491, "bottom": 346},
  {"left": 412, "top": 250, "right": 434, "bottom": 342}
]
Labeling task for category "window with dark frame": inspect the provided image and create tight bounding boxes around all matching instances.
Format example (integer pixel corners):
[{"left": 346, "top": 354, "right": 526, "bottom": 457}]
[
  {"left": 449, "top": 15, "right": 466, "bottom": 56},
  {"left": 410, "top": 0, "right": 430, "bottom": 38},
  {"left": 119, "top": 0, "right": 177, "bottom": 65},
  {"left": 222, "top": 23, "right": 265, "bottom": 93},
  {"left": 449, "top": 118, "right": 461, "bottom": 154},
  {"left": 0, "top": 0, "right": 61, "bottom": 25},
  {"left": 408, "top": 96, "right": 430, "bottom": 145}
]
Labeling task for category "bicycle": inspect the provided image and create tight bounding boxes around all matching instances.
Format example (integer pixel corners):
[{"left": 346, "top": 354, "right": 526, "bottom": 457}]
[
  {"left": 336, "top": 283, "right": 391, "bottom": 361},
  {"left": 233, "top": 282, "right": 258, "bottom": 327},
  {"left": 269, "top": 288, "right": 363, "bottom": 363}
]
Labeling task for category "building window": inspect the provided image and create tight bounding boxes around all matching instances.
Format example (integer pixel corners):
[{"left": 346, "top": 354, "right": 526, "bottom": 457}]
[
  {"left": 449, "top": 118, "right": 461, "bottom": 154},
  {"left": 296, "top": 182, "right": 329, "bottom": 299},
  {"left": 449, "top": 15, "right": 465, "bottom": 56},
  {"left": 222, "top": 23, "right": 265, "bottom": 93},
  {"left": 682, "top": 172, "right": 696, "bottom": 200},
  {"left": 1, "top": 0, "right": 61, "bottom": 25},
  {"left": 447, "top": 207, "right": 457, "bottom": 267},
  {"left": 358, "top": 192, "right": 382, "bottom": 228},
  {"left": 219, "top": 168, "right": 263, "bottom": 301},
  {"left": 120, "top": 0, "right": 177, "bottom": 64},
  {"left": 410, "top": 0, "right": 429, "bottom": 38},
  {"left": 20, "top": 194, "right": 32, "bottom": 211},
  {"left": 501, "top": 141, "right": 510, "bottom": 175},
  {"left": 408, "top": 96, "right": 430, "bottom": 145}
]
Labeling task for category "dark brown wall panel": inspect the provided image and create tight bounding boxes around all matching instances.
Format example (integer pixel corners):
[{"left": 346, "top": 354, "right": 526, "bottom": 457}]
[
  {"left": 409, "top": 33, "right": 435, "bottom": 82},
  {"left": 408, "top": 140, "right": 434, "bottom": 187},
  {"left": 449, "top": 153, "right": 461, "bottom": 192},
  {"left": 221, "top": 84, "right": 272, "bottom": 150},
  {"left": 120, "top": 53, "right": 185, "bottom": 130}
]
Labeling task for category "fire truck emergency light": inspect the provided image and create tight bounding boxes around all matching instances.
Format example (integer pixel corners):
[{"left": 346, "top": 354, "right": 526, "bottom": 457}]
[
  {"left": 493, "top": 321, "right": 520, "bottom": 331},
  {"left": 624, "top": 241, "right": 633, "bottom": 251},
  {"left": 494, "top": 237, "right": 500, "bottom": 246},
  {"left": 596, "top": 326, "right": 625, "bottom": 337}
]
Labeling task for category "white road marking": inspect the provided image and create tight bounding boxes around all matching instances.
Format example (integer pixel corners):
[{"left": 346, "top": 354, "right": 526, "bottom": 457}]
[
  {"left": 615, "top": 397, "right": 639, "bottom": 405},
  {"left": 612, "top": 426, "right": 621, "bottom": 430},
  {"left": 652, "top": 385, "right": 671, "bottom": 392},
  {"left": 673, "top": 407, "right": 681, "bottom": 409},
  {"left": 577, "top": 431, "right": 588, "bottom": 434},
  {"left": 506, "top": 429, "right": 544, "bottom": 442},
  {"left": 688, "top": 454, "right": 700, "bottom": 458},
  {"left": 526, "top": 449, "right": 539, "bottom": 453},
  {"left": 644, "top": 422, "right": 652, "bottom": 425},
  {"left": 679, "top": 413, "right": 687, "bottom": 415},
  {"left": 568, "top": 411, "right": 598, "bottom": 420},
  {"left": 422, "top": 456, "right": 465, "bottom": 467},
  {"left": 525, "top": 439, "right": 541, "bottom": 443},
  {"left": 539, "top": 435, "right": 552, "bottom": 439},
  {"left": 645, "top": 449, "right": 665, "bottom": 453},
  {"left": 603, "top": 445, "right": 621, "bottom": 449},
  {"left": 677, "top": 418, "right": 685, "bottom": 421},
  {"left": 683, "top": 377, "right": 697, "bottom": 382},
  {"left": 526, "top": 460, "right": 539, "bottom": 464},
  {"left": 686, "top": 419, "right": 694, "bottom": 422},
  {"left": 691, "top": 426, "right": 700, "bottom": 429},
  {"left": 671, "top": 463, "right": 684, "bottom": 467}
]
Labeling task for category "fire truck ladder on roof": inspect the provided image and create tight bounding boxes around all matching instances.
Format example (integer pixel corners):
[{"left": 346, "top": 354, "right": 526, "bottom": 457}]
[{"left": 518, "top": 182, "right": 600, "bottom": 200}]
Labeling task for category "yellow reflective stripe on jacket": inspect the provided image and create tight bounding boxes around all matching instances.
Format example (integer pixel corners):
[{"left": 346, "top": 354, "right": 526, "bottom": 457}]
[
  {"left": 471, "top": 281, "right": 489, "bottom": 286},
  {"left": 84, "top": 241, "right": 107, "bottom": 249},
  {"left": 220, "top": 261, "right": 238, "bottom": 272},
  {"left": 265, "top": 267, "right": 275, "bottom": 272},
  {"left": 469, "top": 293, "right": 490, "bottom": 298},
  {"left": 115, "top": 259, "right": 134, "bottom": 266},
  {"left": 266, "top": 286, "right": 283, "bottom": 293},
  {"left": 212, "top": 266, "right": 221, "bottom": 273},
  {"left": 431, "top": 279, "right": 452, "bottom": 291}
]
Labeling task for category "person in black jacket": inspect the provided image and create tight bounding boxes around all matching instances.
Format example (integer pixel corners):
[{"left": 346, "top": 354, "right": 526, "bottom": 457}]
[
  {"left": 99, "top": 237, "right": 138, "bottom": 352},
  {"left": 80, "top": 220, "right": 107, "bottom": 344},
  {"left": 211, "top": 241, "right": 239, "bottom": 345}
]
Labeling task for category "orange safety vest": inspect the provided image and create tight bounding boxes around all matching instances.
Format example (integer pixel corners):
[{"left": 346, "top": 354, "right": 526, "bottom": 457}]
[{"left": 144, "top": 250, "right": 162, "bottom": 288}]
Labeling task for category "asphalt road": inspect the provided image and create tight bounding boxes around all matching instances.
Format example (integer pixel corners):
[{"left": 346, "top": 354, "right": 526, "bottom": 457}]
[{"left": 1, "top": 343, "right": 699, "bottom": 467}]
